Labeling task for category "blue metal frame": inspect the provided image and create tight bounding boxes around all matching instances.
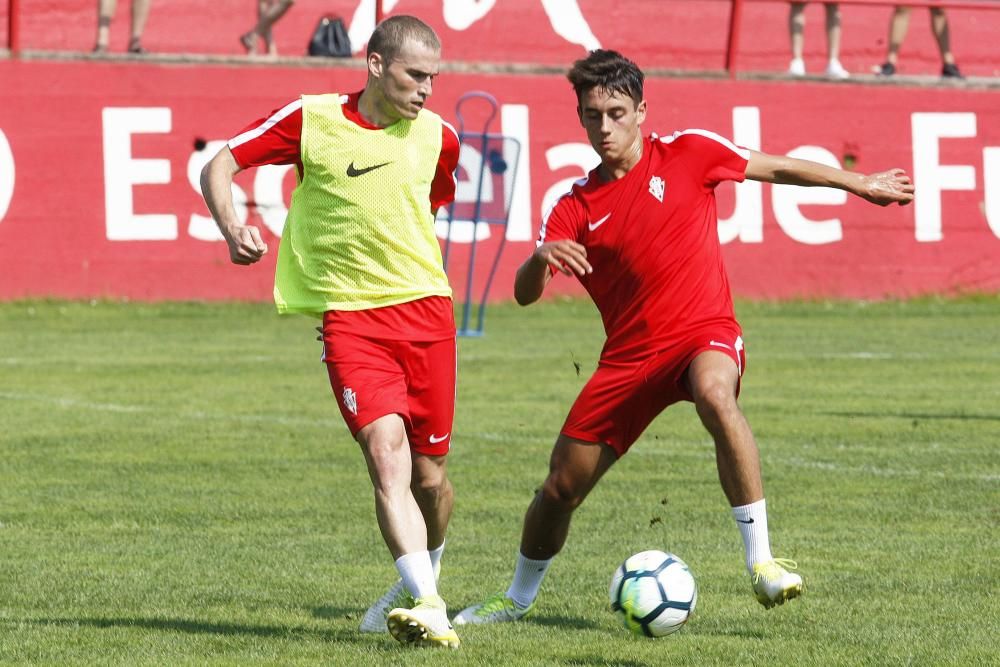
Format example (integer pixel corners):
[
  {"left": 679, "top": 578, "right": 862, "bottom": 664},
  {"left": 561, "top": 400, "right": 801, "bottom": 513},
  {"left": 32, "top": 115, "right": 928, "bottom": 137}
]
[{"left": 442, "top": 91, "right": 521, "bottom": 337}]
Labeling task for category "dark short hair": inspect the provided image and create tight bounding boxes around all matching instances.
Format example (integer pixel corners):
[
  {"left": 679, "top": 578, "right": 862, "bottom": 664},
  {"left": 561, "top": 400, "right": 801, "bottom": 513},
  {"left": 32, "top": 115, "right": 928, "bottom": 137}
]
[
  {"left": 367, "top": 15, "right": 441, "bottom": 63},
  {"left": 567, "top": 49, "right": 644, "bottom": 106}
]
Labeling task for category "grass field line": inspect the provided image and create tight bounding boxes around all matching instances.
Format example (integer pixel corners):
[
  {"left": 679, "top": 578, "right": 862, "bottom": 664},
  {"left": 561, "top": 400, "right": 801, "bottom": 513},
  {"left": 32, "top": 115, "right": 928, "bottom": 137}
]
[
  {"left": 632, "top": 444, "right": 998, "bottom": 482},
  {"left": 780, "top": 455, "right": 999, "bottom": 482},
  {"left": 4, "top": 391, "right": 996, "bottom": 483},
  {"left": 0, "top": 391, "right": 340, "bottom": 428}
]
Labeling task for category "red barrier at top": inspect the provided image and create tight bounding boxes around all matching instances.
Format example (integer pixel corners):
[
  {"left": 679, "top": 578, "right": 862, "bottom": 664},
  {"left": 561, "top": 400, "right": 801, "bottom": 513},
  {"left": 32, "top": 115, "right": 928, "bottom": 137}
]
[
  {"left": 2, "top": 1, "right": 999, "bottom": 77},
  {"left": 0, "top": 59, "right": 998, "bottom": 303}
]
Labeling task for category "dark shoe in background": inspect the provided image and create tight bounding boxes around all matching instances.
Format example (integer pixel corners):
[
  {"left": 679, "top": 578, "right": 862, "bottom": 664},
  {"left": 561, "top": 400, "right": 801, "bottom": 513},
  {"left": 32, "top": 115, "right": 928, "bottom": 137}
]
[
  {"left": 874, "top": 62, "right": 896, "bottom": 76},
  {"left": 941, "top": 63, "right": 964, "bottom": 79}
]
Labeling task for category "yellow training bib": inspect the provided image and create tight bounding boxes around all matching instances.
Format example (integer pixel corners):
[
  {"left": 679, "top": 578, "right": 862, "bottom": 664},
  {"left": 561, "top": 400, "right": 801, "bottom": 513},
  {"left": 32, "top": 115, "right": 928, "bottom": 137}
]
[{"left": 273, "top": 93, "right": 452, "bottom": 315}]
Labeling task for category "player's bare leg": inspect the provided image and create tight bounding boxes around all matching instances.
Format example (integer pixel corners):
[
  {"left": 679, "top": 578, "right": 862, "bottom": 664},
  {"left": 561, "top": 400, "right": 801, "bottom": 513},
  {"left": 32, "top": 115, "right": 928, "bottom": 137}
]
[
  {"left": 454, "top": 436, "right": 617, "bottom": 625},
  {"left": 686, "top": 350, "right": 762, "bottom": 506},
  {"left": 127, "top": 0, "right": 151, "bottom": 53},
  {"left": 685, "top": 350, "right": 802, "bottom": 608},
  {"left": 357, "top": 415, "right": 428, "bottom": 558},
  {"left": 930, "top": 8, "right": 962, "bottom": 77},
  {"left": 823, "top": 3, "right": 848, "bottom": 78},
  {"left": 94, "top": 0, "right": 116, "bottom": 53},
  {"left": 357, "top": 415, "right": 458, "bottom": 646},
  {"left": 787, "top": 2, "right": 806, "bottom": 75},
  {"left": 876, "top": 6, "right": 911, "bottom": 75},
  {"left": 522, "top": 436, "right": 617, "bottom": 559},
  {"left": 242, "top": 0, "right": 294, "bottom": 57},
  {"left": 412, "top": 452, "right": 453, "bottom": 552},
  {"left": 360, "top": 447, "right": 452, "bottom": 632},
  {"left": 930, "top": 8, "right": 954, "bottom": 64}
]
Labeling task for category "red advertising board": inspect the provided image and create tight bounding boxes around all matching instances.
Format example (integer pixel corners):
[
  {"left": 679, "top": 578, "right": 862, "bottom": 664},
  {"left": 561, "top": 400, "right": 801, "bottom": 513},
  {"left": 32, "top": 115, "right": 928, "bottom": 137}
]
[{"left": 0, "top": 59, "right": 998, "bottom": 302}]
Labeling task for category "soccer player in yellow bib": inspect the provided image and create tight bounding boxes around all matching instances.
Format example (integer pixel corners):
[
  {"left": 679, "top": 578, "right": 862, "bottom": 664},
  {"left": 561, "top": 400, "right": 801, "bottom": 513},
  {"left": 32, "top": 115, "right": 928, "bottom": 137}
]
[{"left": 200, "top": 15, "right": 462, "bottom": 648}]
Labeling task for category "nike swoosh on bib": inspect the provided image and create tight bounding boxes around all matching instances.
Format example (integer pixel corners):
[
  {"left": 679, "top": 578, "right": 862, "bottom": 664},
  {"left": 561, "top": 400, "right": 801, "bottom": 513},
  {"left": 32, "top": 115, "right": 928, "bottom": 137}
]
[
  {"left": 346, "top": 161, "right": 392, "bottom": 177},
  {"left": 588, "top": 213, "right": 611, "bottom": 231}
]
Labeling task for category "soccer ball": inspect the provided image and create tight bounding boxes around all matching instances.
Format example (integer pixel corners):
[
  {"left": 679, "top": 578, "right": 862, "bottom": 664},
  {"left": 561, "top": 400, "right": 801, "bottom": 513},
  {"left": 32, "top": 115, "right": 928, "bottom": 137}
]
[{"left": 609, "top": 550, "right": 697, "bottom": 637}]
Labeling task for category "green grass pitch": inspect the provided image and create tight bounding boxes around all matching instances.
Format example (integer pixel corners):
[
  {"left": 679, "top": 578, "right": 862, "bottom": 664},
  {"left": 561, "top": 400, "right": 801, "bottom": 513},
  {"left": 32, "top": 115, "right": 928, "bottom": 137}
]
[{"left": 0, "top": 297, "right": 997, "bottom": 665}]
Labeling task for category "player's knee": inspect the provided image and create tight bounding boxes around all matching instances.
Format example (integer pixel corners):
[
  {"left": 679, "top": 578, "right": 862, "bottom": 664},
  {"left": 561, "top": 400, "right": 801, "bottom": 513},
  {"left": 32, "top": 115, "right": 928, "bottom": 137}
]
[
  {"left": 412, "top": 470, "right": 450, "bottom": 502},
  {"left": 694, "top": 382, "right": 738, "bottom": 421},
  {"left": 362, "top": 443, "right": 411, "bottom": 491},
  {"left": 540, "top": 474, "right": 586, "bottom": 511}
]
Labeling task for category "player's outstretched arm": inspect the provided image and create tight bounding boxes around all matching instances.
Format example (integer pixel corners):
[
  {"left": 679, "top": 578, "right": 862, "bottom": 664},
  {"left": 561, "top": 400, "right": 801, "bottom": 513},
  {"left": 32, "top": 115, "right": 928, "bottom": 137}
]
[
  {"left": 745, "top": 151, "right": 915, "bottom": 206},
  {"left": 514, "top": 240, "right": 591, "bottom": 306},
  {"left": 200, "top": 147, "right": 269, "bottom": 265}
]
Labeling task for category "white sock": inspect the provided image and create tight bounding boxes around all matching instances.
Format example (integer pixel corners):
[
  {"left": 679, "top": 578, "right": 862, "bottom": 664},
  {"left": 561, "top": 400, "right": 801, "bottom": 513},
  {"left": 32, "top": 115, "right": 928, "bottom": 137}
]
[
  {"left": 395, "top": 551, "right": 438, "bottom": 600},
  {"left": 506, "top": 553, "right": 552, "bottom": 609},
  {"left": 428, "top": 540, "right": 445, "bottom": 579},
  {"left": 732, "top": 499, "right": 773, "bottom": 573}
]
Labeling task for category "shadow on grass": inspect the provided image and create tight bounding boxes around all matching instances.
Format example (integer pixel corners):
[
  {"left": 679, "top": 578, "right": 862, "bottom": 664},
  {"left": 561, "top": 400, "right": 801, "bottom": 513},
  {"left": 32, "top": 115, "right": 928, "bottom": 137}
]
[
  {"left": 311, "top": 605, "right": 360, "bottom": 621},
  {"left": 529, "top": 614, "right": 602, "bottom": 631},
  {"left": 17, "top": 616, "right": 367, "bottom": 644},
  {"left": 563, "top": 660, "right": 652, "bottom": 667},
  {"left": 693, "top": 626, "right": 766, "bottom": 640}
]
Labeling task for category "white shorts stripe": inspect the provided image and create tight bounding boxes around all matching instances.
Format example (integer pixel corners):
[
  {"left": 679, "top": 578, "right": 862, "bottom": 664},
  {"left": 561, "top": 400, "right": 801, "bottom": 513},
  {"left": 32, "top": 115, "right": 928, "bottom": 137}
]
[{"left": 735, "top": 335, "right": 744, "bottom": 376}]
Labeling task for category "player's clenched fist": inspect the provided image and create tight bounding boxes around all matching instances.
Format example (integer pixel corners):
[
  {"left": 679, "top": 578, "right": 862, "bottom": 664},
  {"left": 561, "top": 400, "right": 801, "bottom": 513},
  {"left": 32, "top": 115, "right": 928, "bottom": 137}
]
[{"left": 225, "top": 224, "right": 268, "bottom": 265}]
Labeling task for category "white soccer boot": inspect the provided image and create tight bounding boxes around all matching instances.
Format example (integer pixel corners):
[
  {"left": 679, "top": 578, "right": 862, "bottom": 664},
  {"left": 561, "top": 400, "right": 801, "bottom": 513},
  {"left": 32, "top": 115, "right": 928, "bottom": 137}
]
[
  {"left": 359, "top": 578, "right": 414, "bottom": 633},
  {"left": 751, "top": 558, "right": 803, "bottom": 608},
  {"left": 452, "top": 592, "right": 533, "bottom": 625}
]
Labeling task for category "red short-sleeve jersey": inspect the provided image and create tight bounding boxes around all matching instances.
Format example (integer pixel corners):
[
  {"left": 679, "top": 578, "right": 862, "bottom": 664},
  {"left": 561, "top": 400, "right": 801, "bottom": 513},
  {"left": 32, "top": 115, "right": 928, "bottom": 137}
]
[
  {"left": 540, "top": 131, "right": 750, "bottom": 362},
  {"left": 226, "top": 92, "right": 461, "bottom": 340}
]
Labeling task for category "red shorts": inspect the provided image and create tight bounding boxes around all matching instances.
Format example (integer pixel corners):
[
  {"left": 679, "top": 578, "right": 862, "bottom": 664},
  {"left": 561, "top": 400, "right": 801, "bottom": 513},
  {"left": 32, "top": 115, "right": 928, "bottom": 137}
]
[
  {"left": 322, "top": 330, "right": 457, "bottom": 456},
  {"left": 561, "top": 328, "right": 746, "bottom": 458}
]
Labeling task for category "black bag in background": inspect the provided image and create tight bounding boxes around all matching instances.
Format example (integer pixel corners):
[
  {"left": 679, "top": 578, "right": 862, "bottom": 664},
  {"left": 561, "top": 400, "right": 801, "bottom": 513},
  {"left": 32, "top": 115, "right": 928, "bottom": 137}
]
[{"left": 308, "top": 15, "right": 351, "bottom": 57}]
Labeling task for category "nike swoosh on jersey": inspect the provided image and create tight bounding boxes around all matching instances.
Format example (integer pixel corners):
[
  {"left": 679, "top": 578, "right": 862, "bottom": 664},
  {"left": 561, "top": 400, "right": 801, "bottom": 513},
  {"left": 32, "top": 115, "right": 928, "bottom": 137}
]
[
  {"left": 346, "top": 161, "right": 392, "bottom": 177},
  {"left": 710, "top": 340, "right": 733, "bottom": 351},
  {"left": 429, "top": 433, "right": 450, "bottom": 444},
  {"left": 587, "top": 213, "right": 611, "bottom": 231}
]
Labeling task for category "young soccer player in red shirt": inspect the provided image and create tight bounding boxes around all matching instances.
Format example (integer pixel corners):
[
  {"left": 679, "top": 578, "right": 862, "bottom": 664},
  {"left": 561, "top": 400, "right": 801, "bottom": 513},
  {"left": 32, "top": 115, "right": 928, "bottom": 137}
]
[{"left": 455, "top": 49, "right": 914, "bottom": 624}]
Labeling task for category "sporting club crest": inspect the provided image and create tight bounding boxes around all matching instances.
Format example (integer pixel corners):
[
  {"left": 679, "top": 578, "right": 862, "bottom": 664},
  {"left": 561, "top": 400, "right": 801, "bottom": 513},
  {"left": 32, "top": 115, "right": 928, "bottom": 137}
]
[{"left": 649, "top": 175, "right": 665, "bottom": 202}]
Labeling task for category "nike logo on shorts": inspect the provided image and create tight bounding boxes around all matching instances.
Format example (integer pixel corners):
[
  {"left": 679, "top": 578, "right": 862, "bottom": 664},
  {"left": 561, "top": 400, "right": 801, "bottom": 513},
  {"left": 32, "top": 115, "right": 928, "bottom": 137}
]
[
  {"left": 429, "top": 433, "right": 450, "bottom": 444},
  {"left": 588, "top": 213, "right": 611, "bottom": 231}
]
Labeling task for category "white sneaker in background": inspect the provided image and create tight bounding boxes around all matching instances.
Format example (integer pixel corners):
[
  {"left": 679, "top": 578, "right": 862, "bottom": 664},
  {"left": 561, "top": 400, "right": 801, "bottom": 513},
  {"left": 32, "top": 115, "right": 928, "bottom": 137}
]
[
  {"left": 787, "top": 58, "right": 806, "bottom": 76},
  {"left": 825, "top": 59, "right": 850, "bottom": 79}
]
